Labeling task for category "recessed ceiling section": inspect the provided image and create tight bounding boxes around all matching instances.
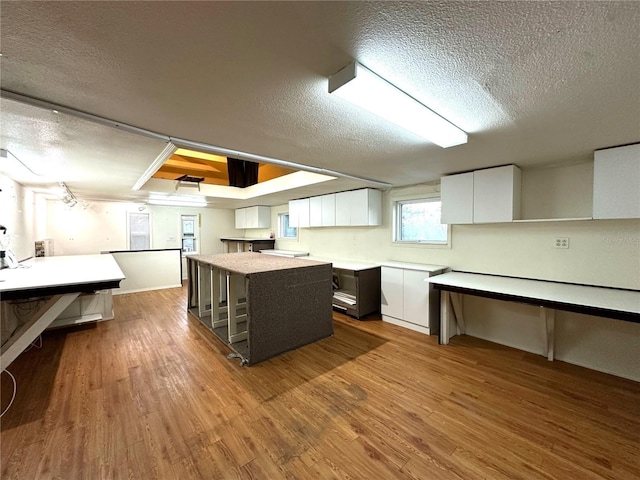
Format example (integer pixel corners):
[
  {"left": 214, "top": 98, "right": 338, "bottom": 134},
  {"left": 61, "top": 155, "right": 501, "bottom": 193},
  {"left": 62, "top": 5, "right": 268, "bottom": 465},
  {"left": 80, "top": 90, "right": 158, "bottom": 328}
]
[
  {"left": 143, "top": 170, "right": 337, "bottom": 201},
  {"left": 151, "top": 148, "right": 297, "bottom": 187},
  {"left": 141, "top": 147, "right": 337, "bottom": 201}
]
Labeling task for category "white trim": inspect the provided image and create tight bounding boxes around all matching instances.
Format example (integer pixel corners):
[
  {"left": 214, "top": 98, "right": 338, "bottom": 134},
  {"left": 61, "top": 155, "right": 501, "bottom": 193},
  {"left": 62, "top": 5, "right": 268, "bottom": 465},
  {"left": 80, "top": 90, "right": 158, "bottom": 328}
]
[
  {"left": 382, "top": 315, "right": 432, "bottom": 335},
  {"left": 391, "top": 194, "right": 450, "bottom": 247},
  {"left": 126, "top": 211, "right": 152, "bottom": 250}
]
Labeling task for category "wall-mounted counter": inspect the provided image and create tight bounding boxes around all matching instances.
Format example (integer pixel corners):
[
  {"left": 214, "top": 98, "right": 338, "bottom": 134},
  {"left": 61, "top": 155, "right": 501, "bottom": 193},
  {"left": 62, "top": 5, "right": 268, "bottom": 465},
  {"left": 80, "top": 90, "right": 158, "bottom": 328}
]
[
  {"left": 220, "top": 238, "right": 275, "bottom": 253},
  {"left": 186, "top": 252, "right": 333, "bottom": 365}
]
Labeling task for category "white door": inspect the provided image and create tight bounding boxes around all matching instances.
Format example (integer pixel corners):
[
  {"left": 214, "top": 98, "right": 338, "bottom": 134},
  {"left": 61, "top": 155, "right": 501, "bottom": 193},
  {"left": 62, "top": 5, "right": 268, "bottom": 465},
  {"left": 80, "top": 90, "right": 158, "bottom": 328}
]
[
  {"left": 402, "top": 269, "right": 430, "bottom": 327},
  {"left": 381, "top": 267, "right": 404, "bottom": 319}
]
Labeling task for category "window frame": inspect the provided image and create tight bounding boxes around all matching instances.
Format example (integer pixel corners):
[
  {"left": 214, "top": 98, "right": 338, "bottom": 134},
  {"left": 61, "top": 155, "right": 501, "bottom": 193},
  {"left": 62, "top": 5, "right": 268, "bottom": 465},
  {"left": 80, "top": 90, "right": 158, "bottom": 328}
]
[
  {"left": 127, "top": 211, "right": 151, "bottom": 250},
  {"left": 392, "top": 194, "right": 450, "bottom": 248},
  {"left": 277, "top": 212, "right": 298, "bottom": 240},
  {"left": 181, "top": 214, "right": 199, "bottom": 255}
]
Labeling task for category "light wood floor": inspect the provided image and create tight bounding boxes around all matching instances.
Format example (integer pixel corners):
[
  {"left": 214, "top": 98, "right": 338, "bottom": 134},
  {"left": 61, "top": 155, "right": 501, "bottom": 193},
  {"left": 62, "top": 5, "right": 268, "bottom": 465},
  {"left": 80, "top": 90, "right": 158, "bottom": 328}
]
[{"left": 1, "top": 285, "right": 639, "bottom": 479}]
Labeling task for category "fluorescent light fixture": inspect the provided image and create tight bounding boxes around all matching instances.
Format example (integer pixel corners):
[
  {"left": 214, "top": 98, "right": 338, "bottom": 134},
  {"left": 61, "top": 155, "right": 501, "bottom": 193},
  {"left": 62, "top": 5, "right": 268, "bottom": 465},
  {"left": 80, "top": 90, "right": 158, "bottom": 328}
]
[
  {"left": 329, "top": 62, "right": 468, "bottom": 148},
  {"left": 148, "top": 193, "right": 207, "bottom": 207}
]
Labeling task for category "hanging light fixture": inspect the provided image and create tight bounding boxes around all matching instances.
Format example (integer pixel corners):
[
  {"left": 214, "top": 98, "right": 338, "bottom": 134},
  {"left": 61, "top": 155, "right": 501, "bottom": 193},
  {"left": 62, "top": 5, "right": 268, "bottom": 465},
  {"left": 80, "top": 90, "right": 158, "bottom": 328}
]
[
  {"left": 59, "top": 182, "right": 77, "bottom": 207},
  {"left": 329, "top": 62, "right": 468, "bottom": 148}
]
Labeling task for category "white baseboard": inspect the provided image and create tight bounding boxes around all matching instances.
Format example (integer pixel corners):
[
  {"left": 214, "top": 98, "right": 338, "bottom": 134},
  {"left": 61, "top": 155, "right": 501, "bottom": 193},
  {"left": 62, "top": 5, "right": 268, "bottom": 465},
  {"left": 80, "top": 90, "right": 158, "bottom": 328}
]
[{"left": 382, "top": 315, "right": 432, "bottom": 335}]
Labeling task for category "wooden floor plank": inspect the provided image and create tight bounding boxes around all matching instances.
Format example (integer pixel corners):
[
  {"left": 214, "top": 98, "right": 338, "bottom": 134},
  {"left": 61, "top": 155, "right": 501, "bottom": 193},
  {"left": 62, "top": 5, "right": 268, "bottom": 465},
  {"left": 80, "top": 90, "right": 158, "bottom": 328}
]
[{"left": 1, "top": 283, "right": 638, "bottom": 479}]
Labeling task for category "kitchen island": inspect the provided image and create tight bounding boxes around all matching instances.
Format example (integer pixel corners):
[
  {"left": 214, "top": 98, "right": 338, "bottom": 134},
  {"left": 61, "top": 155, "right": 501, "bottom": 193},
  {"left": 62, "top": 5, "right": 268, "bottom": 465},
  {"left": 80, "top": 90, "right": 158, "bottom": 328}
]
[{"left": 186, "top": 252, "right": 333, "bottom": 365}]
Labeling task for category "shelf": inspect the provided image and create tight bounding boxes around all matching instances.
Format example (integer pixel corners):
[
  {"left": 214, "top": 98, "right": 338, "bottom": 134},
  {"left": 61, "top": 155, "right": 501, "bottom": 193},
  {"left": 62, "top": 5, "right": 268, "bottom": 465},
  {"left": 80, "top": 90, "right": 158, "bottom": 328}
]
[
  {"left": 513, "top": 217, "right": 592, "bottom": 223},
  {"left": 333, "top": 290, "right": 357, "bottom": 306}
]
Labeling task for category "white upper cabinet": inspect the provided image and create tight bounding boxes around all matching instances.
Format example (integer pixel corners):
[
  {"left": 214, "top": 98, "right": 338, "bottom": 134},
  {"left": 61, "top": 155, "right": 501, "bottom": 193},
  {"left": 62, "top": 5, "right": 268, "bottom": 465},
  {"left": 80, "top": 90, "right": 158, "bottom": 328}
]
[
  {"left": 335, "top": 189, "right": 382, "bottom": 226},
  {"left": 441, "top": 165, "right": 521, "bottom": 224},
  {"left": 321, "top": 194, "right": 336, "bottom": 226},
  {"left": 593, "top": 144, "right": 640, "bottom": 219},
  {"left": 235, "top": 208, "right": 246, "bottom": 229},
  {"left": 441, "top": 172, "right": 474, "bottom": 224},
  {"left": 473, "top": 165, "right": 521, "bottom": 223},
  {"left": 309, "top": 196, "right": 323, "bottom": 227},
  {"left": 335, "top": 191, "right": 351, "bottom": 226},
  {"left": 288, "top": 198, "right": 310, "bottom": 228},
  {"left": 296, "top": 189, "right": 380, "bottom": 228},
  {"left": 309, "top": 194, "right": 336, "bottom": 227},
  {"left": 235, "top": 206, "right": 270, "bottom": 229}
]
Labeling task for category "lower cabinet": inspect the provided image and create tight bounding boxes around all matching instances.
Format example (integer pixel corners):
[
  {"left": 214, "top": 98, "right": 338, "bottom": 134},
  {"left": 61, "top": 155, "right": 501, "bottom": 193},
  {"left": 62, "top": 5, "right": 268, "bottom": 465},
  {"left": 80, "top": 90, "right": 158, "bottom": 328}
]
[
  {"left": 332, "top": 265, "right": 381, "bottom": 319},
  {"left": 307, "top": 256, "right": 380, "bottom": 319},
  {"left": 380, "top": 262, "right": 448, "bottom": 335}
]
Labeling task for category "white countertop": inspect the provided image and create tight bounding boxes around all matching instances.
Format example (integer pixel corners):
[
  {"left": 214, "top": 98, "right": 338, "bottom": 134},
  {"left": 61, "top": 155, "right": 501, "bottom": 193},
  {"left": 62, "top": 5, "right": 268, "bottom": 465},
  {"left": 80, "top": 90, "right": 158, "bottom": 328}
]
[
  {"left": 379, "top": 261, "right": 448, "bottom": 273},
  {"left": 306, "top": 256, "right": 380, "bottom": 272},
  {"left": 219, "top": 238, "right": 275, "bottom": 242},
  {"left": 0, "top": 254, "right": 125, "bottom": 293},
  {"left": 428, "top": 271, "right": 640, "bottom": 315},
  {"left": 260, "top": 249, "right": 309, "bottom": 257}
]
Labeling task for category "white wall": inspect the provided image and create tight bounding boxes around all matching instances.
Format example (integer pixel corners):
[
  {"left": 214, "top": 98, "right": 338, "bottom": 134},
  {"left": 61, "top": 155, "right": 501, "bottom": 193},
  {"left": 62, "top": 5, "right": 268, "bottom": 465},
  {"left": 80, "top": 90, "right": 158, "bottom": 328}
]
[
  {"left": 258, "top": 162, "right": 640, "bottom": 380},
  {"left": 46, "top": 200, "right": 242, "bottom": 256},
  {"left": 0, "top": 173, "right": 39, "bottom": 261}
]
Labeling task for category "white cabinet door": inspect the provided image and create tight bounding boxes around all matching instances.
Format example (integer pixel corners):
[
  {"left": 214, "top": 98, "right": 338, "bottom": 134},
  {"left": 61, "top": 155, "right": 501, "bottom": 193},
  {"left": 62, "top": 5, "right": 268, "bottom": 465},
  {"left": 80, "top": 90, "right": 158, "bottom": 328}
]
[
  {"left": 336, "top": 189, "right": 382, "bottom": 226},
  {"left": 381, "top": 267, "right": 403, "bottom": 319},
  {"left": 296, "top": 198, "right": 310, "bottom": 228},
  {"left": 239, "top": 206, "right": 270, "bottom": 228},
  {"left": 441, "top": 172, "right": 474, "bottom": 224},
  {"left": 335, "top": 191, "right": 352, "bottom": 226},
  {"left": 288, "top": 199, "right": 310, "bottom": 228},
  {"left": 350, "top": 189, "right": 370, "bottom": 226},
  {"left": 365, "top": 189, "right": 382, "bottom": 226},
  {"left": 593, "top": 144, "right": 640, "bottom": 219},
  {"left": 255, "top": 206, "right": 271, "bottom": 228},
  {"left": 245, "top": 206, "right": 258, "bottom": 227},
  {"left": 235, "top": 208, "right": 246, "bottom": 229},
  {"left": 473, "top": 165, "right": 521, "bottom": 223},
  {"left": 321, "top": 194, "right": 336, "bottom": 226},
  {"left": 288, "top": 200, "right": 299, "bottom": 227},
  {"left": 309, "top": 196, "right": 323, "bottom": 227},
  {"left": 402, "top": 269, "right": 430, "bottom": 328}
]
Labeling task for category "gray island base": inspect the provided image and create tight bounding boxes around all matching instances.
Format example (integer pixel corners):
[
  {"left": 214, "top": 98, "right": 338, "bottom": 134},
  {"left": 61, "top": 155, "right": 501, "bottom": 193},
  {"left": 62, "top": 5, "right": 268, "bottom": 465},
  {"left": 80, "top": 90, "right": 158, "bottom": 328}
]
[{"left": 186, "top": 252, "right": 333, "bottom": 365}]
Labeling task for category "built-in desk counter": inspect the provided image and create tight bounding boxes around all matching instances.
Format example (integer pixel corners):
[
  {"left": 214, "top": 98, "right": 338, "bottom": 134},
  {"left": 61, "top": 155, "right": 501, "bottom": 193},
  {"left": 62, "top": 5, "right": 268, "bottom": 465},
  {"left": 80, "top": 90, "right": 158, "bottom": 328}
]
[
  {"left": 429, "top": 271, "right": 640, "bottom": 361},
  {"left": 1, "top": 254, "right": 125, "bottom": 370},
  {"left": 187, "top": 252, "right": 333, "bottom": 365}
]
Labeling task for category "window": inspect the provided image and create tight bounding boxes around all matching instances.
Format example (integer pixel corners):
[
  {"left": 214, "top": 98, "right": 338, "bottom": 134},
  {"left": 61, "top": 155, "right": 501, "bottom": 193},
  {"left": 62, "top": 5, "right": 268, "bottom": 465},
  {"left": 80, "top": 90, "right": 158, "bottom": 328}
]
[
  {"left": 181, "top": 214, "right": 198, "bottom": 253},
  {"left": 394, "top": 198, "right": 448, "bottom": 244},
  {"left": 128, "top": 212, "right": 150, "bottom": 250},
  {"left": 278, "top": 212, "right": 297, "bottom": 239}
]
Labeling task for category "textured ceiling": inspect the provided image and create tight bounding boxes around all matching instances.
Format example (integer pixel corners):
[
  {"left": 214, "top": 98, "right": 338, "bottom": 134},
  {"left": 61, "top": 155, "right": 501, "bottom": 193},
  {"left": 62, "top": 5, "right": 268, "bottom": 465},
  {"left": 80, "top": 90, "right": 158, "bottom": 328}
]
[{"left": 0, "top": 1, "right": 638, "bottom": 208}]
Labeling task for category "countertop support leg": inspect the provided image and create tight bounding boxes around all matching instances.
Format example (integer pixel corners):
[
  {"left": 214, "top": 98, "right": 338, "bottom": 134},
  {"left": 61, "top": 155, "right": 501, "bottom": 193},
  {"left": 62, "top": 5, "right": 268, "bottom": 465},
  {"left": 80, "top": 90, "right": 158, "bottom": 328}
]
[
  {"left": 450, "top": 292, "right": 465, "bottom": 336},
  {"left": 227, "top": 273, "right": 247, "bottom": 344},
  {"left": 440, "top": 291, "right": 451, "bottom": 345},
  {"left": 211, "top": 267, "right": 224, "bottom": 328},
  {"left": 197, "top": 263, "right": 209, "bottom": 319},
  {"left": 541, "top": 307, "right": 556, "bottom": 361}
]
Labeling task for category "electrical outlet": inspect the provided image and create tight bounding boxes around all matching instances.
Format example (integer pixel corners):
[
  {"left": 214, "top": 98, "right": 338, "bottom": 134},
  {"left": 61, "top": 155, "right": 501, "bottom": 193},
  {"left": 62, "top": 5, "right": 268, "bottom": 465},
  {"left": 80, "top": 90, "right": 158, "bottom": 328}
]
[{"left": 554, "top": 237, "right": 570, "bottom": 249}]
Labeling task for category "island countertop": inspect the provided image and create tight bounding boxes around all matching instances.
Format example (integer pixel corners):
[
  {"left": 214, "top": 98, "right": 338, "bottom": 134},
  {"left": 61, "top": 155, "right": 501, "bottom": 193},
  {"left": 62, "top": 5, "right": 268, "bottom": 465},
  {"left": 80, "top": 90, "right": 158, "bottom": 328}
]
[{"left": 188, "top": 252, "right": 330, "bottom": 275}]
